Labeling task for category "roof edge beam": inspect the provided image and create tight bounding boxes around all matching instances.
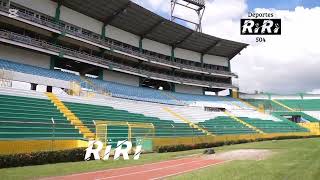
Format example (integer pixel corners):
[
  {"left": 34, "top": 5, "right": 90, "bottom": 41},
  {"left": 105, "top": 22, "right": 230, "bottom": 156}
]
[
  {"left": 202, "top": 40, "right": 221, "bottom": 54},
  {"left": 140, "top": 20, "right": 164, "bottom": 39},
  {"left": 227, "top": 44, "right": 248, "bottom": 59},
  {"left": 103, "top": 2, "right": 131, "bottom": 25},
  {"left": 174, "top": 31, "right": 194, "bottom": 46}
]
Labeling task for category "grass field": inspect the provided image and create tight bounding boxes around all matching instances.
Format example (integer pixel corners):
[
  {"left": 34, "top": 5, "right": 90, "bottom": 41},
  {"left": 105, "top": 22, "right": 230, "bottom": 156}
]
[
  {"left": 170, "top": 138, "right": 320, "bottom": 180},
  {"left": 1, "top": 138, "right": 320, "bottom": 180}
]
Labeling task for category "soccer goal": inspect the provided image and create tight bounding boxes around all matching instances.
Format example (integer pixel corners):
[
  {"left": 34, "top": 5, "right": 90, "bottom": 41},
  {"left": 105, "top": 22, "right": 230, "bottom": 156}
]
[{"left": 95, "top": 120, "right": 155, "bottom": 151}]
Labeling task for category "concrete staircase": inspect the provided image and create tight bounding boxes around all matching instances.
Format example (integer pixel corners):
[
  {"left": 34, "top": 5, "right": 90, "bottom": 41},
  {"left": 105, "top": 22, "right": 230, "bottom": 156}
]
[
  {"left": 46, "top": 92, "right": 95, "bottom": 139},
  {"left": 224, "top": 111, "right": 265, "bottom": 134},
  {"left": 160, "top": 91, "right": 185, "bottom": 105},
  {"left": 272, "top": 99, "right": 295, "bottom": 111},
  {"left": 163, "top": 107, "right": 214, "bottom": 136},
  {"left": 80, "top": 76, "right": 111, "bottom": 96}
]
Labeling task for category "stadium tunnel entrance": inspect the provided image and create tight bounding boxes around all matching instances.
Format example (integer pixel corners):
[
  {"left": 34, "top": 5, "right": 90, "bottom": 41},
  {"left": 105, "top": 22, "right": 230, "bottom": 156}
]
[
  {"left": 140, "top": 78, "right": 174, "bottom": 91},
  {"left": 274, "top": 112, "right": 318, "bottom": 123},
  {"left": 53, "top": 58, "right": 103, "bottom": 79},
  {"left": 204, "top": 87, "right": 228, "bottom": 96},
  {"left": 281, "top": 115, "right": 304, "bottom": 123}
]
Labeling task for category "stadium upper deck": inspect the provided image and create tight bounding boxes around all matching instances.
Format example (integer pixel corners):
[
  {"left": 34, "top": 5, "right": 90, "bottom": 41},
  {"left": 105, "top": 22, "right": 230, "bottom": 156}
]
[{"left": 0, "top": 0, "right": 247, "bottom": 94}]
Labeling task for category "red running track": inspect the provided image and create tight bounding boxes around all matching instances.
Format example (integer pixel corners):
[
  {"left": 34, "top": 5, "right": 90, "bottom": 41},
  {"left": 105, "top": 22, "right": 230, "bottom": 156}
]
[{"left": 43, "top": 157, "right": 225, "bottom": 180}]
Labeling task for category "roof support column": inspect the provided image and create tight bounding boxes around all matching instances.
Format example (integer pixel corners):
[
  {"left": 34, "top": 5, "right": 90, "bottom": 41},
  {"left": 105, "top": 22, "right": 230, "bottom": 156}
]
[
  {"left": 200, "top": 53, "right": 204, "bottom": 68},
  {"left": 200, "top": 54, "right": 205, "bottom": 83},
  {"left": 99, "top": 24, "right": 107, "bottom": 57},
  {"left": 98, "top": 69, "right": 104, "bottom": 80},
  {"left": 101, "top": 24, "right": 106, "bottom": 40},
  {"left": 51, "top": 0, "right": 63, "bottom": 45},
  {"left": 299, "top": 93, "right": 304, "bottom": 99},
  {"left": 171, "top": 46, "right": 175, "bottom": 62},
  {"left": 54, "top": 0, "right": 62, "bottom": 22},
  {"left": 229, "top": 89, "right": 233, "bottom": 97},
  {"left": 171, "top": 68, "right": 176, "bottom": 76},
  {"left": 170, "top": 82, "right": 175, "bottom": 92},
  {"left": 6, "top": 0, "right": 10, "bottom": 8},
  {"left": 267, "top": 93, "right": 272, "bottom": 100},
  {"left": 139, "top": 37, "right": 143, "bottom": 53},
  {"left": 50, "top": 56, "right": 56, "bottom": 70}
]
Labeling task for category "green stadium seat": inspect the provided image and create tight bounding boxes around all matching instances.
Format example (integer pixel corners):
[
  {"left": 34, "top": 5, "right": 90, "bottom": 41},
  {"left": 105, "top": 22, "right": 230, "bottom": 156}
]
[{"left": 0, "top": 94, "right": 83, "bottom": 140}]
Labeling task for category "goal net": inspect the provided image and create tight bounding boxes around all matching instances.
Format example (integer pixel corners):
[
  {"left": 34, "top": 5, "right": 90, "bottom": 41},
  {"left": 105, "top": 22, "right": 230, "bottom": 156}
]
[{"left": 95, "top": 120, "right": 155, "bottom": 151}]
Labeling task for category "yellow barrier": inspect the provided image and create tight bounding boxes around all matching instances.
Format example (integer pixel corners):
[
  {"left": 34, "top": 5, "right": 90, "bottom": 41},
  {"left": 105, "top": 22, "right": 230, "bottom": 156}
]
[
  {"left": 298, "top": 122, "right": 320, "bottom": 135},
  {"left": 0, "top": 132, "right": 316, "bottom": 155},
  {"left": 224, "top": 111, "right": 265, "bottom": 134},
  {"left": 236, "top": 97, "right": 259, "bottom": 110},
  {"left": 272, "top": 99, "right": 294, "bottom": 111},
  {"left": 46, "top": 93, "right": 95, "bottom": 139},
  {"left": 0, "top": 140, "right": 88, "bottom": 155},
  {"left": 163, "top": 107, "right": 214, "bottom": 136}
]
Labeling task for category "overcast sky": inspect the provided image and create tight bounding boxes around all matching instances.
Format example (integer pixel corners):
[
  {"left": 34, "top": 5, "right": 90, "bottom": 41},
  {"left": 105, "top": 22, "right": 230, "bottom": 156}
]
[{"left": 132, "top": 0, "right": 320, "bottom": 94}]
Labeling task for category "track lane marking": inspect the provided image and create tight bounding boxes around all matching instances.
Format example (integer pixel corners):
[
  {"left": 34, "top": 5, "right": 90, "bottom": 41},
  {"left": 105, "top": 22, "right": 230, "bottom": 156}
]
[
  {"left": 95, "top": 159, "right": 208, "bottom": 180},
  {"left": 42, "top": 157, "right": 198, "bottom": 180}
]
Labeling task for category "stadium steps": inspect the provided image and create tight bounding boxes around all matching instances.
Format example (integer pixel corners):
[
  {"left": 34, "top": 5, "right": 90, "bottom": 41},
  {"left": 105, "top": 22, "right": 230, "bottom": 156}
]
[
  {"left": 223, "top": 111, "right": 265, "bottom": 134},
  {"left": 221, "top": 97, "right": 243, "bottom": 109},
  {"left": 162, "top": 107, "right": 214, "bottom": 136},
  {"left": 236, "top": 97, "right": 260, "bottom": 111},
  {"left": 197, "top": 116, "right": 257, "bottom": 135},
  {"left": 244, "top": 99, "right": 288, "bottom": 112},
  {"left": 160, "top": 91, "right": 185, "bottom": 105},
  {"left": 271, "top": 99, "right": 295, "bottom": 111},
  {"left": 241, "top": 117, "right": 309, "bottom": 133},
  {"left": 80, "top": 76, "right": 111, "bottom": 96},
  {"left": 63, "top": 101, "right": 205, "bottom": 139},
  {"left": 46, "top": 93, "right": 95, "bottom": 139},
  {"left": 0, "top": 93, "right": 83, "bottom": 140}
]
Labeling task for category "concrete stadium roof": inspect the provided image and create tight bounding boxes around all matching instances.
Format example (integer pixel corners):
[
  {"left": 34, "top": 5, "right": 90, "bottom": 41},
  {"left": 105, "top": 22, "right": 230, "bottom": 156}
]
[{"left": 58, "top": 0, "right": 248, "bottom": 59}]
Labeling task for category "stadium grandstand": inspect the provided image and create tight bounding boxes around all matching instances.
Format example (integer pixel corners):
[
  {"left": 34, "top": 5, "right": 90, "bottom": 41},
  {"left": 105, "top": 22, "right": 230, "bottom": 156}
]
[{"left": 0, "top": 0, "right": 319, "bottom": 157}]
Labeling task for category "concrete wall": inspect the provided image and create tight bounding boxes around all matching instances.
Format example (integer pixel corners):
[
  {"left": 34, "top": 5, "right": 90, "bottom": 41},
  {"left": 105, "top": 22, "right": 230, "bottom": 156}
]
[
  {"left": 239, "top": 94, "right": 269, "bottom": 99},
  {"left": 203, "top": 54, "right": 229, "bottom": 67},
  {"left": 12, "top": 0, "right": 57, "bottom": 17},
  {"left": 103, "top": 69, "right": 139, "bottom": 86},
  {"left": 175, "top": 84, "right": 203, "bottom": 95},
  {"left": 303, "top": 95, "right": 320, "bottom": 99},
  {"left": 0, "top": 44, "right": 50, "bottom": 68},
  {"left": 13, "top": 0, "right": 103, "bottom": 35},
  {"left": 272, "top": 95, "right": 301, "bottom": 100},
  {"left": 175, "top": 48, "right": 201, "bottom": 62},
  {"left": 106, "top": 25, "right": 139, "bottom": 47},
  {"left": 60, "top": 6, "right": 103, "bottom": 35},
  {"left": 142, "top": 38, "right": 171, "bottom": 56},
  {"left": 240, "top": 94, "right": 320, "bottom": 100}
]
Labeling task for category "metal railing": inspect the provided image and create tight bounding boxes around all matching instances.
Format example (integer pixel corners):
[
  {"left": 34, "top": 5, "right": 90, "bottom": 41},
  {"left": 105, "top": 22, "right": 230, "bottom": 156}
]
[
  {"left": 0, "top": 119, "right": 211, "bottom": 140},
  {"left": 0, "top": 118, "right": 314, "bottom": 155},
  {"left": 0, "top": 29, "right": 235, "bottom": 89},
  {"left": 0, "top": 3, "right": 236, "bottom": 77},
  {"left": 0, "top": 119, "right": 309, "bottom": 141}
]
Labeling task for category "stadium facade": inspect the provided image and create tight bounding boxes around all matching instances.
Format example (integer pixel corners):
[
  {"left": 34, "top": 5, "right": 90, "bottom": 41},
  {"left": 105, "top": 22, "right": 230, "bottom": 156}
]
[
  {"left": 0, "top": 0, "right": 247, "bottom": 95},
  {"left": 0, "top": 0, "right": 319, "bottom": 156}
]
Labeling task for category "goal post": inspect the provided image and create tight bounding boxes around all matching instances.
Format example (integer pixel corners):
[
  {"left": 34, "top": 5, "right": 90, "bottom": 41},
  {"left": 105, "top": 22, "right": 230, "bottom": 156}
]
[{"left": 95, "top": 120, "right": 155, "bottom": 151}]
